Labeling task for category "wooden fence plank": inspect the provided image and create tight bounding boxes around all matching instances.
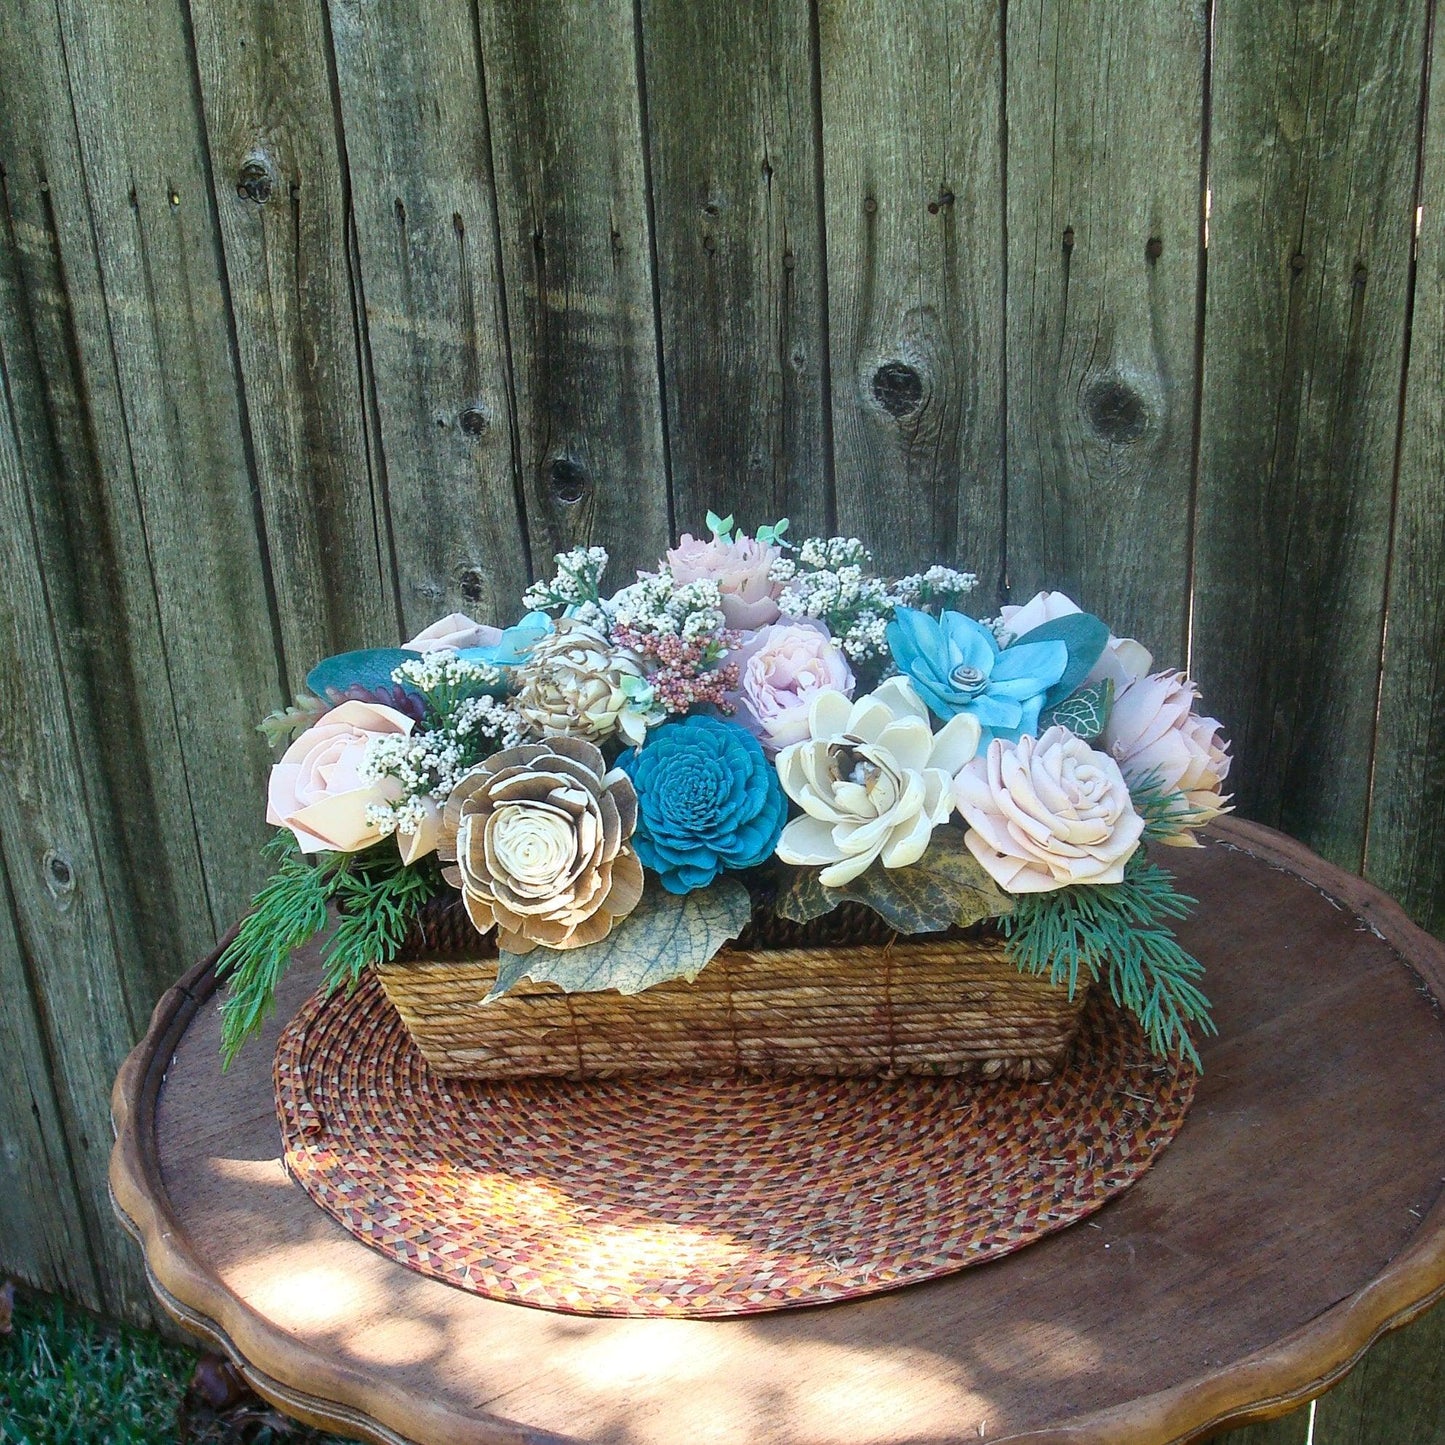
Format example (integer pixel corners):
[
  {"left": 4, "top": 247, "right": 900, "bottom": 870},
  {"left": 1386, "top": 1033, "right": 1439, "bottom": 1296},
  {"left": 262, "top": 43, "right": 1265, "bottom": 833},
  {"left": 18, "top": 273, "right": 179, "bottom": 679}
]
[
  {"left": 1005, "top": 0, "right": 1206, "bottom": 666},
  {"left": 1215, "top": 1408, "right": 1312, "bottom": 1444},
  {"left": 0, "top": 4, "right": 220, "bottom": 980},
  {"left": 476, "top": 0, "right": 671, "bottom": 587},
  {"left": 1366, "top": 0, "right": 1445, "bottom": 939},
  {"left": 0, "top": 866, "right": 101, "bottom": 1309},
  {"left": 1191, "top": 0, "right": 1427, "bottom": 871},
  {"left": 324, "top": 0, "right": 531, "bottom": 637},
  {"left": 188, "top": 0, "right": 400, "bottom": 667},
  {"left": 1313, "top": 1303, "right": 1445, "bottom": 1443},
  {"left": 640, "top": 0, "right": 830, "bottom": 538},
  {"left": 817, "top": 0, "right": 1005, "bottom": 586},
  {"left": 0, "top": 272, "right": 155, "bottom": 1322}
]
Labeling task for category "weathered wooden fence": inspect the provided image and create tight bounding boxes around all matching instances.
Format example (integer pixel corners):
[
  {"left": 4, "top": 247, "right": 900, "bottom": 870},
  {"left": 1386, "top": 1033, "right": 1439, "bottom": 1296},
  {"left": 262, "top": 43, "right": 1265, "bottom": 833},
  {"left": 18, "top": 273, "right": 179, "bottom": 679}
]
[{"left": 2, "top": 0, "right": 1443, "bottom": 1436}]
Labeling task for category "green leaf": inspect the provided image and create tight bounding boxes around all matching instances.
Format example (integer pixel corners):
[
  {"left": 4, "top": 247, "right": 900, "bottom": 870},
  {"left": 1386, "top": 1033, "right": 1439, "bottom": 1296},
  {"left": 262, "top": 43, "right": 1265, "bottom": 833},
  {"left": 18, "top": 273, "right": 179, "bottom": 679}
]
[
  {"left": 257, "top": 692, "right": 327, "bottom": 750},
  {"left": 1008, "top": 613, "right": 1109, "bottom": 708},
  {"left": 705, "top": 510, "right": 735, "bottom": 541},
  {"left": 1040, "top": 676, "right": 1114, "bottom": 741},
  {"left": 306, "top": 648, "right": 421, "bottom": 702},
  {"left": 774, "top": 830, "right": 1014, "bottom": 934},
  {"left": 487, "top": 876, "right": 753, "bottom": 1001}
]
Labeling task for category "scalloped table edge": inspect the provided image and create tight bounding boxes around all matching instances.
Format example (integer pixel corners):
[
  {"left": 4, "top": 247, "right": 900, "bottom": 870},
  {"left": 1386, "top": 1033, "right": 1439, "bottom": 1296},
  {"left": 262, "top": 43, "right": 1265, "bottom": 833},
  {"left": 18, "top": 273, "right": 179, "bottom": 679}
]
[{"left": 108, "top": 818, "right": 1445, "bottom": 1445}]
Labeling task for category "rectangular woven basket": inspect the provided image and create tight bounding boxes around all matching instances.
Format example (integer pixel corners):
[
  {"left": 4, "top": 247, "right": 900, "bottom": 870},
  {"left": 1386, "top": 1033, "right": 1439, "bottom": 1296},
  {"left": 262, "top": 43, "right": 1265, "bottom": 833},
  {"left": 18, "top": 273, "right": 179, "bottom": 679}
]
[{"left": 372, "top": 897, "right": 1087, "bottom": 1082}]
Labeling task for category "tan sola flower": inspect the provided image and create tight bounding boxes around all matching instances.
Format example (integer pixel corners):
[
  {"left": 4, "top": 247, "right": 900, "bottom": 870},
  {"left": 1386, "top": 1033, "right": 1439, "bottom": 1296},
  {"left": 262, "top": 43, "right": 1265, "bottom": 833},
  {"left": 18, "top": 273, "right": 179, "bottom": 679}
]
[
  {"left": 512, "top": 618, "right": 651, "bottom": 744},
  {"left": 438, "top": 737, "right": 644, "bottom": 954}
]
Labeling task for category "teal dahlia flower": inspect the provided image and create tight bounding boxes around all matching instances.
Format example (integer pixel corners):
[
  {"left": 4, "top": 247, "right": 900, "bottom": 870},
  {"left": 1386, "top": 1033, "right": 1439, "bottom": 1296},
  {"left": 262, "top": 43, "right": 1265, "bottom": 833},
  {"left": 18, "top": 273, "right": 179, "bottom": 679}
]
[
  {"left": 618, "top": 715, "right": 787, "bottom": 894},
  {"left": 885, "top": 607, "right": 1068, "bottom": 741}
]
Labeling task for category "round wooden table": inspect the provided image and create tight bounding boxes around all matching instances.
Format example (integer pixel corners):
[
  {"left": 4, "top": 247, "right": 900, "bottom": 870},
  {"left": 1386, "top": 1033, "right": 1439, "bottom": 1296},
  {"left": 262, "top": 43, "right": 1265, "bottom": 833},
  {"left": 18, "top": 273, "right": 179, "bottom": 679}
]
[{"left": 110, "top": 820, "right": 1445, "bottom": 1445}]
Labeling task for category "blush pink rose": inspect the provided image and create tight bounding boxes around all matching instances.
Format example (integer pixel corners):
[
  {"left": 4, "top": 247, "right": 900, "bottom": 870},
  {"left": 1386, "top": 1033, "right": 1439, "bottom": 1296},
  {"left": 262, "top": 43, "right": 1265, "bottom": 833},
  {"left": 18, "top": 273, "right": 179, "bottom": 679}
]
[
  {"left": 727, "top": 619, "right": 856, "bottom": 754},
  {"left": 666, "top": 531, "right": 783, "bottom": 629},
  {"left": 266, "top": 700, "right": 415, "bottom": 853},
  {"left": 1100, "top": 671, "right": 1232, "bottom": 843},
  {"left": 1001, "top": 589, "right": 1152, "bottom": 691},
  {"left": 404, "top": 612, "right": 504, "bottom": 653}
]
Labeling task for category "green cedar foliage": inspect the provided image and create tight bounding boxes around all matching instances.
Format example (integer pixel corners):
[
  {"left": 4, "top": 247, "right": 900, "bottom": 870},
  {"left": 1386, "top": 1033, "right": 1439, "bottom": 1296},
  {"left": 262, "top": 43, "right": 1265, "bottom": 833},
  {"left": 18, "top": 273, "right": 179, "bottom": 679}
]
[
  {"left": 1001, "top": 853, "right": 1214, "bottom": 1069},
  {"left": 216, "top": 835, "right": 440, "bottom": 1067}
]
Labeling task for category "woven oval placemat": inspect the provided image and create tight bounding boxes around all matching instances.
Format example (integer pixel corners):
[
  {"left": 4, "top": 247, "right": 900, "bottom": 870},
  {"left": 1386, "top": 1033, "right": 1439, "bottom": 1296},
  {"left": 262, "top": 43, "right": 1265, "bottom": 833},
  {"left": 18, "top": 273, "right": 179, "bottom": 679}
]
[{"left": 275, "top": 975, "right": 1196, "bottom": 1318}]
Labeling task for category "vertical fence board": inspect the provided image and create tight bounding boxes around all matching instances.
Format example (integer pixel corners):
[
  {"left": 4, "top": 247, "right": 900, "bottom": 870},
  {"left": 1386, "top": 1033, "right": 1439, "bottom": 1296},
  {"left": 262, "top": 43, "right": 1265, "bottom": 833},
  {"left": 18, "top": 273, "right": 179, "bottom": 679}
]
[
  {"left": 326, "top": 0, "right": 531, "bottom": 637},
  {"left": 1366, "top": 1, "right": 1445, "bottom": 939},
  {"left": 477, "top": 0, "right": 671, "bottom": 586},
  {"left": 0, "top": 3, "right": 226, "bottom": 979},
  {"left": 1005, "top": 0, "right": 1206, "bottom": 665},
  {"left": 0, "top": 280, "right": 155, "bottom": 1321},
  {"left": 818, "top": 0, "right": 1005, "bottom": 584},
  {"left": 1313, "top": 1302, "right": 1445, "bottom": 1442},
  {"left": 189, "top": 0, "right": 399, "bottom": 668},
  {"left": 640, "top": 0, "right": 829, "bottom": 538},
  {"left": 0, "top": 865, "right": 101, "bottom": 1309},
  {"left": 1216, "top": 1409, "right": 1313, "bottom": 1444},
  {"left": 1191, "top": 0, "right": 1426, "bottom": 870}
]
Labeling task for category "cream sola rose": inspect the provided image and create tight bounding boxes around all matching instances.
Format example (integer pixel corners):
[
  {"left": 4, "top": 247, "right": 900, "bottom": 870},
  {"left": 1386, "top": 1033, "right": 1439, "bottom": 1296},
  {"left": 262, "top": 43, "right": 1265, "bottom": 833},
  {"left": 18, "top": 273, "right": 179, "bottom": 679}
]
[
  {"left": 266, "top": 700, "right": 418, "bottom": 854},
  {"left": 774, "top": 677, "right": 982, "bottom": 886},
  {"left": 954, "top": 726, "right": 1145, "bottom": 892},
  {"left": 1100, "top": 670, "right": 1232, "bottom": 842}
]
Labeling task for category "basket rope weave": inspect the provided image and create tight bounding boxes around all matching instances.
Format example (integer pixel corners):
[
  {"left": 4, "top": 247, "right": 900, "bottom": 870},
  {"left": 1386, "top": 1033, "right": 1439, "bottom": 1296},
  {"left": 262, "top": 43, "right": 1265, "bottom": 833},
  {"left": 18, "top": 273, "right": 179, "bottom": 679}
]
[{"left": 374, "top": 893, "right": 1086, "bottom": 1082}]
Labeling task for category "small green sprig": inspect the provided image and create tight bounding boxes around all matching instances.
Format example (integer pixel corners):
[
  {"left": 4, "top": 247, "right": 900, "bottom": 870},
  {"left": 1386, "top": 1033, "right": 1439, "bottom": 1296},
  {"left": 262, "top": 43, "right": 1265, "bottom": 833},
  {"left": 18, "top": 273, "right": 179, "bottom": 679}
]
[
  {"left": 1000, "top": 855, "right": 1214, "bottom": 1069},
  {"left": 216, "top": 835, "right": 440, "bottom": 1066}
]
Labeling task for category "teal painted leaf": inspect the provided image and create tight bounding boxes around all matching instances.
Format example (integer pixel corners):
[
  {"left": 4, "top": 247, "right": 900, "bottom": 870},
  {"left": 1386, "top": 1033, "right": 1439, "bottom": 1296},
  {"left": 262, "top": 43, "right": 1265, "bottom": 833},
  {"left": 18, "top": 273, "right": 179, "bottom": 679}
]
[
  {"left": 1007, "top": 614, "right": 1109, "bottom": 707},
  {"left": 1040, "top": 676, "right": 1115, "bottom": 741},
  {"left": 775, "top": 831, "right": 1013, "bottom": 934},
  {"left": 486, "top": 876, "right": 753, "bottom": 1001},
  {"left": 306, "top": 649, "right": 421, "bottom": 702}
]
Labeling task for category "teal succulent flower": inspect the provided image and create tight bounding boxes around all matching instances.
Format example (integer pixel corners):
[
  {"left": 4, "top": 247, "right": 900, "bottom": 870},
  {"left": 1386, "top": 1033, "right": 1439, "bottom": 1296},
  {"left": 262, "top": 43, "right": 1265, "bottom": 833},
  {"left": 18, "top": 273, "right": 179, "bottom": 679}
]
[
  {"left": 885, "top": 607, "right": 1068, "bottom": 741},
  {"left": 618, "top": 715, "right": 787, "bottom": 894}
]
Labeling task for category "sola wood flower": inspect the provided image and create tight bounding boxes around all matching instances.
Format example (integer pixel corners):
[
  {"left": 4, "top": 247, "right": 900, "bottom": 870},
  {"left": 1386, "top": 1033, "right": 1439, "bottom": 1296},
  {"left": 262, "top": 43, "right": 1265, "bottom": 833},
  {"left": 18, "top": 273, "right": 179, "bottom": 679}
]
[
  {"left": 953, "top": 726, "right": 1144, "bottom": 892},
  {"left": 666, "top": 529, "right": 783, "bottom": 629},
  {"left": 774, "top": 677, "right": 981, "bottom": 887},
  {"left": 512, "top": 619, "right": 650, "bottom": 744},
  {"left": 1101, "top": 670, "right": 1232, "bottom": 842},
  {"left": 438, "top": 738, "right": 644, "bottom": 954}
]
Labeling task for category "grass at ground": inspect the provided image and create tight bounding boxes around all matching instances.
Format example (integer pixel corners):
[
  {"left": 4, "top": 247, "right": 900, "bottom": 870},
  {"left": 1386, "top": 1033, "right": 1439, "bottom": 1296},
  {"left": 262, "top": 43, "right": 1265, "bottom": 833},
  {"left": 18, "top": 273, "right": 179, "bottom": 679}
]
[{"left": 0, "top": 1290, "right": 358, "bottom": 1444}]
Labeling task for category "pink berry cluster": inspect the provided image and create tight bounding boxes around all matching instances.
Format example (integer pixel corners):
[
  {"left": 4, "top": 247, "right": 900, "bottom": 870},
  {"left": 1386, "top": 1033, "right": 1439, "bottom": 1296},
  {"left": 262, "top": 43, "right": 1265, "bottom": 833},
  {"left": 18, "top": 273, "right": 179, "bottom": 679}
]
[{"left": 612, "top": 624, "right": 741, "bottom": 715}]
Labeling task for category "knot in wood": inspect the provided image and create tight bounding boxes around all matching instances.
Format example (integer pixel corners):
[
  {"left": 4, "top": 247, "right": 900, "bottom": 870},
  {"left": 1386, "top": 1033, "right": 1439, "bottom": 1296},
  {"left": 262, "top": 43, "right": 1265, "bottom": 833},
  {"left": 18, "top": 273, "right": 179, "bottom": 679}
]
[
  {"left": 1146, "top": 235, "right": 1163, "bottom": 262},
  {"left": 43, "top": 848, "right": 75, "bottom": 901},
  {"left": 236, "top": 158, "right": 273, "bottom": 205},
  {"left": 457, "top": 566, "right": 487, "bottom": 604},
  {"left": 459, "top": 406, "right": 488, "bottom": 436},
  {"left": 549, "top": 457, "right": 589, "bottom": 504},
  {"left": 1062, "top": 226, "right": 1076, "bottom": 253},
  {"left": 871, "top": 361, "right": 925, "bottom": 418},
  {"left": 1082, "top": 378, "right": 1149, "bottom": 445}
]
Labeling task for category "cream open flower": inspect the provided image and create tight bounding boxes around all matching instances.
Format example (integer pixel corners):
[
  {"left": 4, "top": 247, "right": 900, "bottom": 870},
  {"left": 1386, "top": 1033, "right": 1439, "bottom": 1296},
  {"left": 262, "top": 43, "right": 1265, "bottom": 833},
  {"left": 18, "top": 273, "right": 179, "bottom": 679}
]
[
  {"left": 513, "top": 618, "right": 651, "bottom": 744},
  {"left": 437, "top": 737, "right": 643, "bottom": 954},
  {"left": 953, "top": 726, "right": 1144, "bottom": 893},
  {"left": 1101, "top": 671, "right": 1232, "bottom": 843},
  {"left": 774, "top": 676, "right": 981, "bottom": 887},
  {"left": 266, "top": 700, "right": 416, "bottom": 854}
]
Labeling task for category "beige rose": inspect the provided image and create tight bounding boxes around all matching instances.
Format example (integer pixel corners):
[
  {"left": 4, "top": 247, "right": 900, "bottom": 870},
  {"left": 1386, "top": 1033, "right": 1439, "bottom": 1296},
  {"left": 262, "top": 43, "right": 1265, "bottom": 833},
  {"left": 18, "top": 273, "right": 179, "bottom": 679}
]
[
  {"left": 1101, "top": 671, "right": 1231, "bottom": 843},
  {"left": 954, "top": 726, "right": 1145, "bottom": 892},
  {"left": 1001, "top": 589, "right": 1152, "bottom": 691},
  {"left": 404, "top": 612, "right": 504, "bottom": 653},
  {"left": 512, "top": 619, "right": 651, "bottom": 744},
  {"left": 266, "top": 700, "right": 415, "bottom": 854},
  {"left": 666, "top": 531, "right": 783, "bottom": 629},
  {"left": 775, "top": 677, "right": 981, "bottom": 887},
  {"left": 438, "top": 737, "right": 643, "bottom": 953}
]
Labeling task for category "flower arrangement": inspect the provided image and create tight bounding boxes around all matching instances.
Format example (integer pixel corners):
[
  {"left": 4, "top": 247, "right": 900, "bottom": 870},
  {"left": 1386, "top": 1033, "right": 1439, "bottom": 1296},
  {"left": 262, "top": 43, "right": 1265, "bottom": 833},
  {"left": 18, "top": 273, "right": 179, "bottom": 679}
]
[{"left": 221, "top": 514, "right": 1231, "bottom": 1069}]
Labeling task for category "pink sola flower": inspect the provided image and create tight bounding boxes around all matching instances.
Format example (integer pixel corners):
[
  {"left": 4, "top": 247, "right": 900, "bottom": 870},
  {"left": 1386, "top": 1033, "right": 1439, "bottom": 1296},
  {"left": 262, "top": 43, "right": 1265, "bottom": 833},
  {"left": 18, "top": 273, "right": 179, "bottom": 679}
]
[{"left": 611, "top": 624, "right": 741, "bottom": 715}]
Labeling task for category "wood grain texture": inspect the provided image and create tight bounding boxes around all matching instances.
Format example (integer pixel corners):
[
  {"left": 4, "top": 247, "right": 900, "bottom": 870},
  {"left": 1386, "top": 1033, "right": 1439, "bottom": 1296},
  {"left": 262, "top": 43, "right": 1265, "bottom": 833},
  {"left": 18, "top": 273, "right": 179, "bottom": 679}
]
[
  {"left": 189, "top": 0, "right": 400, "bottom": 667},
  {"left": 1365, "top": 1, "right": 1445, "bottom": 939},
  {"left": 325, "top": 0, "right": 531, "bottom": 637},
  {"left": 1312, "top": 1301, "right": 1445, "bottom": 1443},
  {"left": 0, "top": 863, "right": 100, "bottom": 1308},
  {"left": 110, "top": 823, "right": 1445, "bottom": 1444},
  {"left": 476, "top": 0, "right": 672, "bottom": 585},
  {"left": 1005, "top": 0, "right": 1206, "bottom": 667},
  {"left": 818, "top": 0, "right": 1005, "bottom": 590},
  {"left": 1191, "top": 0, "right": 1427, "bottom": 871},
  {"left": 1215, "top": 1409, "right": 1311, "bottom": 1445},
  {"left": 11, "top": 0, "right": 285, "bottom": 929},
  {"left": 640, "top": 0, "right": 829, "bottom": 538}
]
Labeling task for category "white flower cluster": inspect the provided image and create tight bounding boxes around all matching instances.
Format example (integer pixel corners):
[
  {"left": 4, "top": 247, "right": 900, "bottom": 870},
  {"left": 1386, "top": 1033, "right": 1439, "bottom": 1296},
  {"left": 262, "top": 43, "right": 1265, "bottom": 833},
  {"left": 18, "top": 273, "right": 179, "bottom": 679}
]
[
  {"left": 798, "top": 536, "right": 872, "bottom": 571},
  {"left": 889, "top": 565, "right": 979, "bottom": 609},
  {"left": 607, "top": 570, "right": 727, "bottom": 641},
  {"left": 392, "top": 654, "right": 502, "bottom": 695},
  {"left": 776, "top": 563, "right": 895, "bottom": 663},
  {"left": 522, "top": 546, "right": 609, "bottom": 614}
]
